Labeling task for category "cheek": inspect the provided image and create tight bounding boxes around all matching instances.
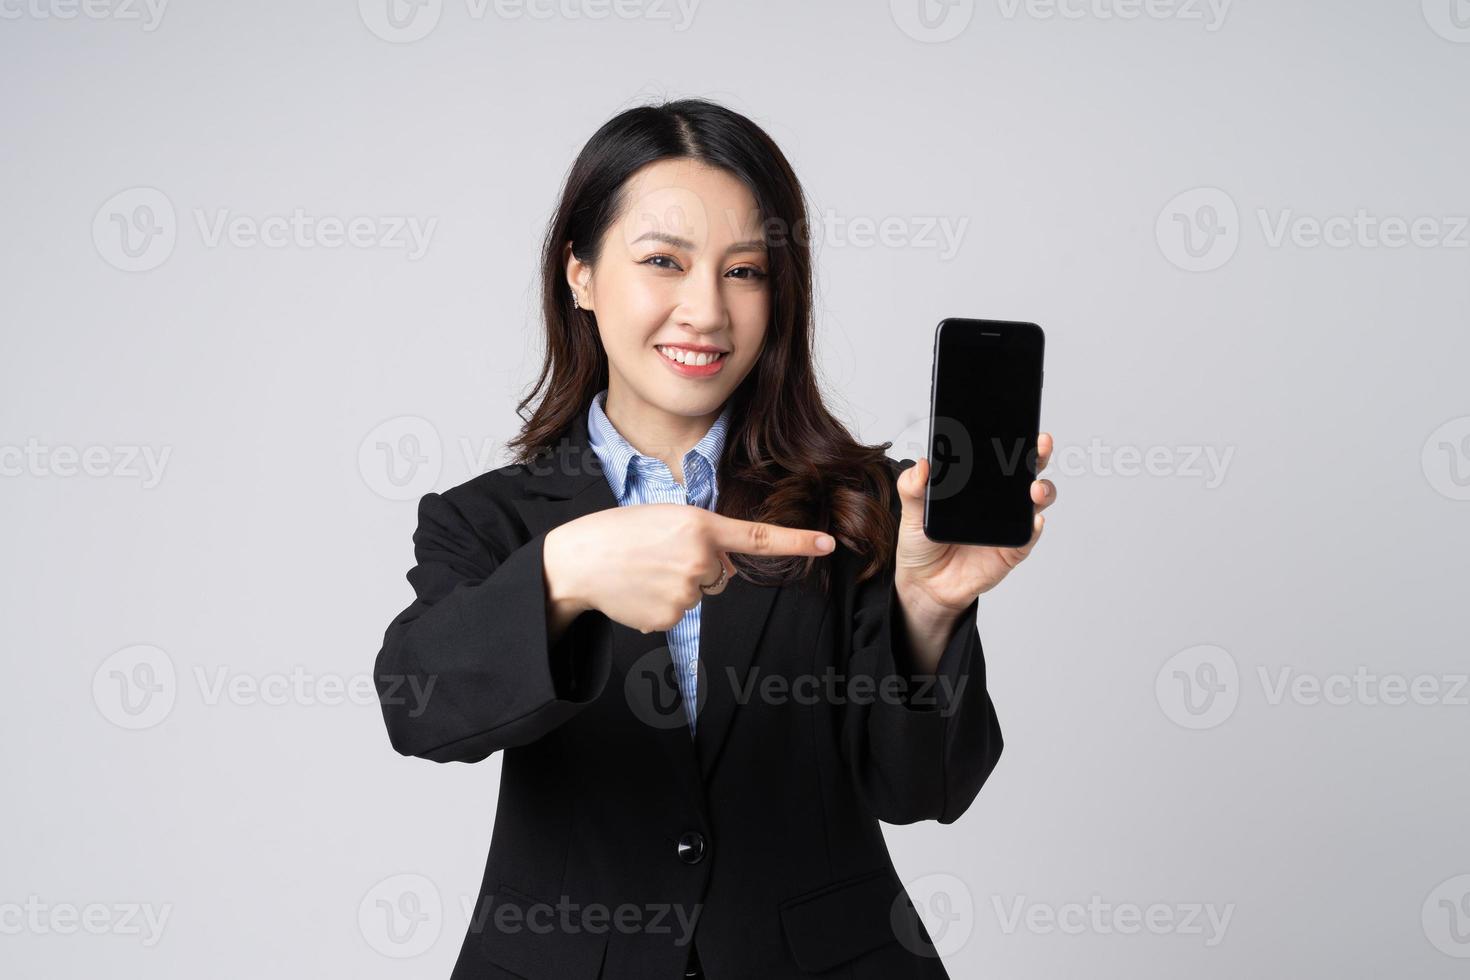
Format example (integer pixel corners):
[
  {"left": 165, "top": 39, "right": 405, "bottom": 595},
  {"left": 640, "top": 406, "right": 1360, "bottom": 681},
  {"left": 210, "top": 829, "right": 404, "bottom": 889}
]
[
  {"left": 603, "top": 276, "right": 675, "bottom": 340},
  {"left": 730, "top": 293, "right": 770, "bottom": 352}
]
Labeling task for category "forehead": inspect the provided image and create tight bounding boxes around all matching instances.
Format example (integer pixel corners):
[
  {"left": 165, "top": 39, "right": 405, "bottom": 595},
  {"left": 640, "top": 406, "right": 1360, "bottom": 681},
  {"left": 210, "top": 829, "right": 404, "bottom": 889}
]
[{"left": 615, "top": 158, "right": 764, "bottom": 246}]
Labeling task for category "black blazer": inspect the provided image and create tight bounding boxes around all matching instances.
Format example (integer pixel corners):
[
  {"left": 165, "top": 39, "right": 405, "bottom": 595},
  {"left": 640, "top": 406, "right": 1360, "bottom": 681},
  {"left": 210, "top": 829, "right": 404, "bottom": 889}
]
[{"left": 373, "top": 407, "right": 1004, "bottom": 979}]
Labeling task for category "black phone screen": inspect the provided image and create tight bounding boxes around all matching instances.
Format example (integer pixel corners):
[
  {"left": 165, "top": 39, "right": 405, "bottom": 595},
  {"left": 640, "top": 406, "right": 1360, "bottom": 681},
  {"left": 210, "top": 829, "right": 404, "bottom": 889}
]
[{"left": 923, "top": 319, "right": 1045, "bottom": 548}]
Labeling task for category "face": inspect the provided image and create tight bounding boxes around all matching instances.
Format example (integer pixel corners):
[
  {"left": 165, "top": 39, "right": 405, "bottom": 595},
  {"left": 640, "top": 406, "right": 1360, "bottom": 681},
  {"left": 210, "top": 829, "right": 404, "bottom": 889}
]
[{"left": 566, "top": 158, "right": 771, "bottom": 434}]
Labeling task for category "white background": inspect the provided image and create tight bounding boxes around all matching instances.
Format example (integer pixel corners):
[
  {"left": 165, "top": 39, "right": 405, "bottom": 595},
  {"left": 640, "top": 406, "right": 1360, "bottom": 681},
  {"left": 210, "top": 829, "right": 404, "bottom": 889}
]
[{"left": 3, "top": 1, "right": 1468, "bottom": 976}]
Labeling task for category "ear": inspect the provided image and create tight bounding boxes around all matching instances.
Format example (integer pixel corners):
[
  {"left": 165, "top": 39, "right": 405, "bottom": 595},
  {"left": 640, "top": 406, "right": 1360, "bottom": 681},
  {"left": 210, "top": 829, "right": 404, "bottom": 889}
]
[{"left": 563, "top": 242, "right": 594, "bottom": 312}]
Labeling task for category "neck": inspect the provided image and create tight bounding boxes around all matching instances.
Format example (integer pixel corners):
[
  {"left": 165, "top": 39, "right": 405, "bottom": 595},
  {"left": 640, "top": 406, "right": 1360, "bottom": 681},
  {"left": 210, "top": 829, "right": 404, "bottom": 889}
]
[{"left": 603, "top": 384, "right": 721, "bottom": 486}]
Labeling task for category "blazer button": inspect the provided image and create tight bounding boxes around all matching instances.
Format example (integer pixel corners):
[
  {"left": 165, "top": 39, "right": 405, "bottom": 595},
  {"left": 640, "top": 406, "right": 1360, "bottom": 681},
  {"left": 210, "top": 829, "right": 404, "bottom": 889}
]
[{"left": 677, "top": 832, "right": 707, "bottom": 864}]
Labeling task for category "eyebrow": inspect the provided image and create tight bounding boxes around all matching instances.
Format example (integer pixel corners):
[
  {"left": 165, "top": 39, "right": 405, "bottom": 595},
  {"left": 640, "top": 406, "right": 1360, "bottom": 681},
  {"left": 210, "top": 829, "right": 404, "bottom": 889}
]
[{"left": 630, "top": 231, "right": 767, "bottom": 255}]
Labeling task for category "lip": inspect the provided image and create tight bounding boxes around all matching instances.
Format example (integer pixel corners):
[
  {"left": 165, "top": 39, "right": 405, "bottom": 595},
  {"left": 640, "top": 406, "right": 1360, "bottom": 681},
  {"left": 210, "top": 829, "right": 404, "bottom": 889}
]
[{"left": 655, "top": 344, "right": 728, "bottom": 379}]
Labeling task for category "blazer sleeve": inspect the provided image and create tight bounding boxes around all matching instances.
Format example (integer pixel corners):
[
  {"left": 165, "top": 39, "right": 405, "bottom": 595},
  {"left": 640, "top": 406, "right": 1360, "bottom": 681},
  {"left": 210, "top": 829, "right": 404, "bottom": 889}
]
[
  {"left": 373, "top": 488, "right": 612, "bottom": 764},
  {"left": 840, "top": 460, "right": 1004, "bottom": 825}
]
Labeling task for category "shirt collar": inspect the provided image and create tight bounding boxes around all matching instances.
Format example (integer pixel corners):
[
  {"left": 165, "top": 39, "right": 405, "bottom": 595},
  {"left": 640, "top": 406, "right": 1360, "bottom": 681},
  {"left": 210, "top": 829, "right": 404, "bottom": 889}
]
[{"left": 586, "top": 388, "right": 731, "bottom": 501}]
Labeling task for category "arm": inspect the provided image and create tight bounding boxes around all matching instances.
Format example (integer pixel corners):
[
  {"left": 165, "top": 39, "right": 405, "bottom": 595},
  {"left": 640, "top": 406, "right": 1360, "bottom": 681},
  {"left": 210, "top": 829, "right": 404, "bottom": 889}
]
[
  {"left": 373, "top": 490, "right": 612, "bottom": 764},
  {"left": 846, "top": 461, "right": 1005, "bottom": 828},
  {"left": 841, "top": 549, "right": 1003, "bottom": 826}
]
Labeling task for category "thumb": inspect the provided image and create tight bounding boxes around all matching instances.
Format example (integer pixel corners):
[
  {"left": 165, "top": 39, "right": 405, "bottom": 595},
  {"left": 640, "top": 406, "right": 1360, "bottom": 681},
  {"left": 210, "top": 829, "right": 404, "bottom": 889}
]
[
  {"left": 895, "top": 458, "right": 946, "bottom": 569},
  {"left": 897, "top": 458, "right": 929, "bottom": 532}
]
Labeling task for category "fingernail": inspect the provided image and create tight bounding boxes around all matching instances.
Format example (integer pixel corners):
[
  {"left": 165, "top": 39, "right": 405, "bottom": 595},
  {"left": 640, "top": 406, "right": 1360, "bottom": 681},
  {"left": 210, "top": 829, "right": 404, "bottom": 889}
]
[{"left": 816, "top": 534, "right": 835, "bottom": 552}]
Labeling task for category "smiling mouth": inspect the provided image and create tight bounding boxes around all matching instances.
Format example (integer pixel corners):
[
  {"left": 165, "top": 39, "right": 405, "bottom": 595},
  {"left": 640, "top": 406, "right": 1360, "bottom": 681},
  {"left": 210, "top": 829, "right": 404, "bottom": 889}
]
[{"left": 655, "top": 345, "right": 729, "bottom": 367}]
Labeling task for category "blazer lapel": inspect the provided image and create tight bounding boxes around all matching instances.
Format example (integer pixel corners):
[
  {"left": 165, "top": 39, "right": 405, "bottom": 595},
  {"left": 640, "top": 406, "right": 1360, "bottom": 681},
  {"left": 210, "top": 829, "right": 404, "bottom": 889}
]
[
  {"left": 694, "top": 572, "right": 779, "bottom": 779},
  {"left": 508, "top": 406, "right": 784, "bottom": 796}
]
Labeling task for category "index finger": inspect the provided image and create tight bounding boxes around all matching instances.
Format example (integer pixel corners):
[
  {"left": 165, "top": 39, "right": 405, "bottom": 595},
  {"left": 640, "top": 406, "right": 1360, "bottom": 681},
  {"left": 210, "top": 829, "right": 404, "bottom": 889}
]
[{"left": 704, "top": 512, "right": 836, "bottom": 557}]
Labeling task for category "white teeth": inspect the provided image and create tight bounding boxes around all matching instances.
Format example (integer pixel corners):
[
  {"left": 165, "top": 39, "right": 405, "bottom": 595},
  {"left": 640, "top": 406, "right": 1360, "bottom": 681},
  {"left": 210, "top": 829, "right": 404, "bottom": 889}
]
[{"left": 657, "top": 346, "right": 724, "bottom": 367}]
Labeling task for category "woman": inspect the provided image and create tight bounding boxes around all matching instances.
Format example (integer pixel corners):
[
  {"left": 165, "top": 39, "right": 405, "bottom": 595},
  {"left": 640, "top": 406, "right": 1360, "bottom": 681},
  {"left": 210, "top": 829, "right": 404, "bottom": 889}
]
[{"left": 374, "top": 98, "right": 1056, "bottom": 980}]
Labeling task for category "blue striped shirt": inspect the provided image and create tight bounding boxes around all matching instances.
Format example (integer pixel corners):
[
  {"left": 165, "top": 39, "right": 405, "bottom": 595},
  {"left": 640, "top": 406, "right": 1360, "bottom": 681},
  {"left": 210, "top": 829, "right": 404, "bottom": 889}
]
[{"left": 586, "top": 388, "right": 732, "bottom": 735}]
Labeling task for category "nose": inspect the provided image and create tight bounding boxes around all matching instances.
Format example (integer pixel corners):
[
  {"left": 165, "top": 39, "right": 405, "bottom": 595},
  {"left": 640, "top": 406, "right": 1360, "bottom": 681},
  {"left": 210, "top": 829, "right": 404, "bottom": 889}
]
[{"left": 674, "top": 271, "right": 729, "bottom": 335}]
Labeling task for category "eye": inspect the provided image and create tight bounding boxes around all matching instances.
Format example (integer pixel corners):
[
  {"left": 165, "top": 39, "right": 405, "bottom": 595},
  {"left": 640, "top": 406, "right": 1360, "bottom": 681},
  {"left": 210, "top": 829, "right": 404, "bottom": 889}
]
[
  {"left": 727, "top": 265, "right": 768, "bottom": 281},
  {"left": 641, "top": 254, "right": 683, "bottom": 271}
]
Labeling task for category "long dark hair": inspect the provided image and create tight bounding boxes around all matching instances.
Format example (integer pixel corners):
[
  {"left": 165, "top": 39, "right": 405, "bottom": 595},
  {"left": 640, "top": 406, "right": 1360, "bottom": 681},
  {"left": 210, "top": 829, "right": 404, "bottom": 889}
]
[{"left": 508, "top": 98, "right": 898, "bottom": 592}]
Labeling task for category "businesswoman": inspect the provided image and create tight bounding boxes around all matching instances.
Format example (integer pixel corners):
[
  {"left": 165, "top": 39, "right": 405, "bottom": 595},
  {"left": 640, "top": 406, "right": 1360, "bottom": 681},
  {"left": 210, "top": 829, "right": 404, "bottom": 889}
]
[{"left": 374, "top": 99, "right": 1056, "bottom": 980}]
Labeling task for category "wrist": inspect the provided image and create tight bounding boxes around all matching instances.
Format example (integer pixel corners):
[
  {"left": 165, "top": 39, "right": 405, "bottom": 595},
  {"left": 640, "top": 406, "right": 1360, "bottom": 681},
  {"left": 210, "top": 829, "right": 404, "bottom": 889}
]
[
  {"left": 544, "top": 524, "right": 592, "bottom": 617},
  {"left": 894, "top": 573, "right": 966, "bottom": 634},
  {"left": 893, "top": 576, "right": 968, "bottom": 674}
]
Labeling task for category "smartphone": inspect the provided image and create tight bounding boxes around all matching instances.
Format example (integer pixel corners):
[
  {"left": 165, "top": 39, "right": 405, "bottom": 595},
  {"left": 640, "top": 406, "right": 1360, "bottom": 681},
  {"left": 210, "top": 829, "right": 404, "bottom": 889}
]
[{"left": 922, "top": 318, "right": 1046, "bottom": 547}]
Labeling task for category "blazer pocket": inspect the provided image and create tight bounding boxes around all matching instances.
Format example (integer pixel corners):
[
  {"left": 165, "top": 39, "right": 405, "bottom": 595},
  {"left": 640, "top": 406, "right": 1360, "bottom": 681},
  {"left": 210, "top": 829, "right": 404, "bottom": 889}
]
[
  {"left": 778, "top": 870, "right": 905, "bottom": 974},
  {"left": 476, "top": 885, "right": 609, "bottom": 980}
]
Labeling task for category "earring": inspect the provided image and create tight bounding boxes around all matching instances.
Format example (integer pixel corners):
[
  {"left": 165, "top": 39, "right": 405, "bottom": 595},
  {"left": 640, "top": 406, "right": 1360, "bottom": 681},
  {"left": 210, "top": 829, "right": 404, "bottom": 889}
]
[{"left": 571, "top": 291, "right": 581, "bottom": 310}]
